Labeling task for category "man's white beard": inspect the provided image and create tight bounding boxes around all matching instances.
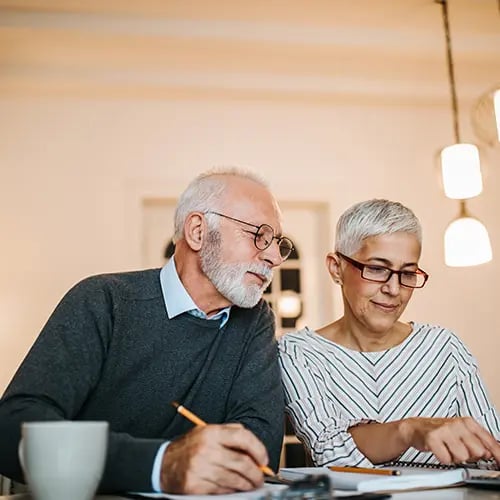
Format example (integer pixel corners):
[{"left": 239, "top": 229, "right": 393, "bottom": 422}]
[{"left": 200, "top": 230, "right": 273, "bottom": 308}]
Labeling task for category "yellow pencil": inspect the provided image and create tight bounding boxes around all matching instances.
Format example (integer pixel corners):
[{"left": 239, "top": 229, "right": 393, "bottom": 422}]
[
  {"left": 329, "top": 465, "right": 400, "bottom": 476},
  {"left": 172, "top": 402, "right": 207, "bottom": 427},
  {"left": 171, "top": 401, "right": 276, "bottom": 477}
]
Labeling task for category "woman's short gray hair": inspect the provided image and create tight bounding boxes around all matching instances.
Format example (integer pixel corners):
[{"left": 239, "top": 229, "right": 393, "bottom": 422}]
[
  {"left": 335, "top": 199, "right": 422, "bottom": 256},
  {"left": 173, "top": 167, "right": 268, "bottom": 242}
]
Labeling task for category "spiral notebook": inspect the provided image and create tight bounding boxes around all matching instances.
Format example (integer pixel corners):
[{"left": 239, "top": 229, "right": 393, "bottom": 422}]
[
  {"left": 383, "top": 460, "right": 499, "bottom": 471},
  {"left": 280, "top": 466, "right": 466, "bottom": 493},
  {"left": 382, "top": 461, "right": 500, "bottom": 490}
]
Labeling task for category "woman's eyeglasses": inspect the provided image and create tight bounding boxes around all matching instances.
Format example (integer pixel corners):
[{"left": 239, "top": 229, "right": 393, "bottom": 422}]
[{"left": 337, "top": 252, "right": 429, "bottom": 289}]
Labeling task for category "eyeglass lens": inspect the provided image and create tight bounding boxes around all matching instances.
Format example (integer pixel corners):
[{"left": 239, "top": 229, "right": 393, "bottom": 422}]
[
  {"left": 362, "top": 267, "right": 426, "bottom": 288},
  {"left": 255, "top": 225, "right": 293, "bottom": 259}
]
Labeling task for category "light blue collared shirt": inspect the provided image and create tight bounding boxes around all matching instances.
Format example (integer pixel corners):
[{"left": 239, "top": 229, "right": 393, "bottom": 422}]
[
  {"left": 151, "top": 257, "right": 231, "bottom": 491},
  {"left": 159, "top": 257, "right": 231, "bottom": 327}
]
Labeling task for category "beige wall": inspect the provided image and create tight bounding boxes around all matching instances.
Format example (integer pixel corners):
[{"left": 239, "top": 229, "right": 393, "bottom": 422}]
[
  {"left": 1, "top": 96, "right": 500, "bottom": 402},
  {"left": 1, "top": 0, "right": 500, "bottom": 408}
]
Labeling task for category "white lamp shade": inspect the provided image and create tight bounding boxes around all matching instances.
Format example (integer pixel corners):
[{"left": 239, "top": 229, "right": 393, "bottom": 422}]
[
  {"left": 277, "top": 291, "right": 302, "bottom": 318},
  {"left": 444, "top": 216, "right": 492, "bottom": 267},
  {"left": 494, "top": 89, "right": 500, "bottom": 142},
  {"left": 440, "top": 144, "right": 482, "bottom": 199}
]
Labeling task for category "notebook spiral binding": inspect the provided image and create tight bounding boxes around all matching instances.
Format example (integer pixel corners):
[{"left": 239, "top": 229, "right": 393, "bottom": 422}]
[{"left": 384, "top": 460, "right": 498, "bottom": 471}]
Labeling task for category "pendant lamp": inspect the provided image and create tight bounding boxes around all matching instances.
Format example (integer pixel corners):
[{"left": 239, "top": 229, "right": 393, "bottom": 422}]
[
  {"left": 437, "top": 0, "right": 492, "bottom": 266},
  {"left": 444, "top": 202, "right": 492, "bottom": 267}
]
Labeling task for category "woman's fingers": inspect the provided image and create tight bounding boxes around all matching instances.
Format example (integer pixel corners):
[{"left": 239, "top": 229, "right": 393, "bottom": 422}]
[{"left": 420, "top": 417, "right": 500, "bottom": 465}]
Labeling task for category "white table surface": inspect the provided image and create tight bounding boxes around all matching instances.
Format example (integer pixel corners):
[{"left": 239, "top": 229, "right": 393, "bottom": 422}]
[{"left": 3, "top": 488, "right": 500, "bottom": 499}]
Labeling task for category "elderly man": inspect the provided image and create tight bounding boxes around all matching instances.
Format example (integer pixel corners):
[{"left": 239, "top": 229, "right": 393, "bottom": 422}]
[{"left": 0, "top": 169, "right": 293, "bottom": 494}]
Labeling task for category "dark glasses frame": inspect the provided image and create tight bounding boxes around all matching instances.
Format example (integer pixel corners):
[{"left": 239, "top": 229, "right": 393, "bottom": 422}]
[
  {"left": 337, "top": 252, "right": 429, "bottom": 289},
  {"left": 205, "top": 211, "right": 294, "bottom": 260}
]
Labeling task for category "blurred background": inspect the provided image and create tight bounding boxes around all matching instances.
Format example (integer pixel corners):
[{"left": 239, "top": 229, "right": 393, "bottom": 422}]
[{"left": 0, "top": 0, "right": 500, "bottom": 410}]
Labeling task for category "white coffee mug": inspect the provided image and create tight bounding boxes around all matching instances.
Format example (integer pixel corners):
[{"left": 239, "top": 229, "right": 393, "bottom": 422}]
[{"left": 19, "top": 421, "right": 108, "bottom": 500}]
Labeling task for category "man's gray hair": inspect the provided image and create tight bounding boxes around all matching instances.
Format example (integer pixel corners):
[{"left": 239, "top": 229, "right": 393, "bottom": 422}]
[
  {"left": 335, "top": 199, "right": 422, "bottom": 256},
  {"left": 173, "top": 167, "right": 268, "bottom": 242}
]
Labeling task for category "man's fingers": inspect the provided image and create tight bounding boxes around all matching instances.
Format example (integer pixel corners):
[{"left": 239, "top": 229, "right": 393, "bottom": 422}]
[
  {"left": 188, "top": 430, "right": 263, "bottom": 492},
  {"left": 160, "top": 424, "right": 268, "bottom": 494},
  {"left": 225, "top": 423, "right": 244, "bottom": 429},
  {"left": 218, "top": 448, "right": 264, "bottom": 489},
  {"left": 217, "top": 424, "right": 269, "bottom": 467},
  {"left": 196, "top": 460, "right": 258, "bottom": 493}
]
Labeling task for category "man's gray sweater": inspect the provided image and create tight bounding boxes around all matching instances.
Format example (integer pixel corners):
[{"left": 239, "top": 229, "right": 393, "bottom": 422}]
[{"left": 0, "top": 269, "right": 284, "bottom": 492}]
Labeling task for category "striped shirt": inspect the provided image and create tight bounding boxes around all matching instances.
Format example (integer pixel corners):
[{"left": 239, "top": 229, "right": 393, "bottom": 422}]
[{"left": 278, "top": 322, "right": 500, "bottom": 467}]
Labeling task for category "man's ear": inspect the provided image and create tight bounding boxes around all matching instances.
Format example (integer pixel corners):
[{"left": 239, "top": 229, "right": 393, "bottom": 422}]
[
  {"left": 326, "top": 252, "right": 343, "bottom": 285},
  {"left": 183, "top": 212, "right": 205, "bottom": 251}
]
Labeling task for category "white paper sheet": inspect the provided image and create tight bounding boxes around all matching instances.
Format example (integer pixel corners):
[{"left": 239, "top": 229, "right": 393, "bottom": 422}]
[{"left": 127, "top": 483, "right": 287, "bottom": 499}]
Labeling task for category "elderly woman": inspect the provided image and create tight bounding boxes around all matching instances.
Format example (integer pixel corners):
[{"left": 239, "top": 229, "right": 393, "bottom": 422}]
[{"left": 279, "top": 199, "right": 500, "bottom": 469}]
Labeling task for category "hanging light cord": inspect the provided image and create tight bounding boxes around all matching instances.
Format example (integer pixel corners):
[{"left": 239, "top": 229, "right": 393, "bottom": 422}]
[{"left": 437, "top": 0, "right": 461, "bottom": 143}]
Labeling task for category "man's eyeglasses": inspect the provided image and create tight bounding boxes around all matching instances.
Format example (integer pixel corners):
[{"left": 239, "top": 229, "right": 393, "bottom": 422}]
[
  {"left": 205, "top": 211, "right": 294, "bottom": 260},
  {"left": 337, "top": 252, "right": 429, "bottom": 289}
]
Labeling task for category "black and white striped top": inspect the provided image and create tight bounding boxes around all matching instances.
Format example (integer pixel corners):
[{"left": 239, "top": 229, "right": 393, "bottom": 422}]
[{"left": 278, "top": 322, "right": 500, "bottom": 467}]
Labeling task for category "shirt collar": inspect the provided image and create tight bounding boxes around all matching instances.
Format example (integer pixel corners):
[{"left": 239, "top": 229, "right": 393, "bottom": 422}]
[{"left": 159, "top": 257, "right": 231, "bottom": 327}]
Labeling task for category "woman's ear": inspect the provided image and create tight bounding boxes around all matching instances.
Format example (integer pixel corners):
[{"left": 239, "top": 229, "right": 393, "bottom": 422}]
[
  {"left": 326, "top": 252, "right": 343, "bottom": 285},
  {"left": 183, "top": 212, "right": 205, "bottom": 251}
]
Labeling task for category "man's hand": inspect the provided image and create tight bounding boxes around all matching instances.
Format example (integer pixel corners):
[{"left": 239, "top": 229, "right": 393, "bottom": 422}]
[
  {"left": 400, "top": 417, "right": 500, "bottom": 465},
  {"left": 159, "top": 423, "right": 270, "bottom": 494}
]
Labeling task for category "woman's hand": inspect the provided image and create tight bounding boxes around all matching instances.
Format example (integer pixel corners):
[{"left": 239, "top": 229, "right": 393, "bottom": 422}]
[
  {"left": 399, "top": 417, "right": 500, "bottom": 465},
  {"left": 349, "top": 416, "right": 500, "bottom": 465}
]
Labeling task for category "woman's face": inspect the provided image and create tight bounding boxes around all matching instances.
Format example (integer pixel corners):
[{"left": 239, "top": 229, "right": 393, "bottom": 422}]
[{"left": 338, "top": 232, "right": 422, "bottom": 334}]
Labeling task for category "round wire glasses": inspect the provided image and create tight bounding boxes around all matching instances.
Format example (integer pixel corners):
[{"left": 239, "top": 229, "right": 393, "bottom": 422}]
[{"left": 206, "top": 211, "right": 294, "bottom": 260}]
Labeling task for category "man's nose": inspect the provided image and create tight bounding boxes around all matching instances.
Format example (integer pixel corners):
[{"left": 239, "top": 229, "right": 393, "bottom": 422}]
[{"left": 260, "top": 239, "right": 284, "bottom": 267}]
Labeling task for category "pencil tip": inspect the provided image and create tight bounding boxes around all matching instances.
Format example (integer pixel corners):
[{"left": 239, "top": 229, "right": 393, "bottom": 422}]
[{"left": 171, "top": 401, "right": 180, "bottom": 409}]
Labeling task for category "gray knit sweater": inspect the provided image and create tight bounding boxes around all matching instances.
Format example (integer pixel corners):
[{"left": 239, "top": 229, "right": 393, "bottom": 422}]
[{"left": 0, "top": 269, "right": 284, "bottom": 493}]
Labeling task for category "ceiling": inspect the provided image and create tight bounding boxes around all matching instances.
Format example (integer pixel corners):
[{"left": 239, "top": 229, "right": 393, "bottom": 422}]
[{"left": 0, "top": 0, "right": 498, "bottom": 103}]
